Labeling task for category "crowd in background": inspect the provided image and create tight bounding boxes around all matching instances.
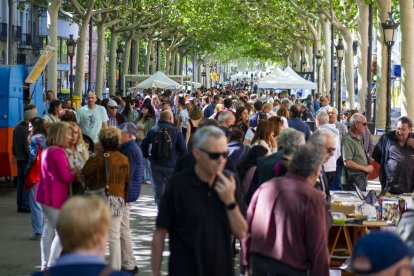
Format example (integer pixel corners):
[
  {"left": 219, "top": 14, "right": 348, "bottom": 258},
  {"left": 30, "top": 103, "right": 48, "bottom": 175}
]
[{"left": 11, "top": 85, "right": 414, "bottom": 276}]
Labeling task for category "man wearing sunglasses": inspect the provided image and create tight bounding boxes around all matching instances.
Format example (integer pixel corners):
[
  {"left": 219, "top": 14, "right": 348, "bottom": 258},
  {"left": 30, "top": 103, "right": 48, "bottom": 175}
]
[
  {"left": 372, "top": 116, "right": 414, "bottom": 194},
  {"left": 316, "top": 111, "right": 341, "bottom": 189},
  {"left": 151, "top": 126, "right": 247, "bottom": 276},
  {"left": 107, "top": 99, "right": 125, "bottom": 127},
  {"left": 342, "top": 113, "right": 373, "bottom": 191}
]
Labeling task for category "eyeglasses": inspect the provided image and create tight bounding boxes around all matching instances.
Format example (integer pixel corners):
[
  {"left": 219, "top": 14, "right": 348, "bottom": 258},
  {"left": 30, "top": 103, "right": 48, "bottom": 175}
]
[
  {"left": 357, "top": 121, "right": 367, "bottom": 126},
  {"left": 198, "top": 147, "right": 228, "bottom": 160},
  {"left": 327, "top": 147, "right": 336, "bottom": 154}
]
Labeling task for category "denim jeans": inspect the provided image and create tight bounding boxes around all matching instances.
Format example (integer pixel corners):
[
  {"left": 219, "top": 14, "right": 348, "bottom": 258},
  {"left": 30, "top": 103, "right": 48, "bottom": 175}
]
[
  {"left": 144, "top": 158, "right": 153, "bottom": 183},
  {"left": 150, "top": 164, "right": 174, "bottom": 207},
  {"left": 29, "top": 184, "right": 43, "bottom": 234},
  {"left": 332, "top": 157, "right": 343, "bottom": 191},
  {"left": 41, "top": 205, "right": 61, "bottom": 268},
  {"left": 17, "top": 161, "right": 29, "bottom": 210},
  {"left": 251, "top": 254, "right": 308, "bottom": 276}
]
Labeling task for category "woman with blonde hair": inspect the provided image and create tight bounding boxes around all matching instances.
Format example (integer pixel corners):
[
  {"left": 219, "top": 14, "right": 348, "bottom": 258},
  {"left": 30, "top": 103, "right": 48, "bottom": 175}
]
[
  {"left": 83, "top": 127, "right": 130, "bottom": 270},
  {"left": 31, "top": 196, "right": 129, "bottom": 275},
  {"left": 66, "top": 122, "right": 89, "bottom": 195},
  {"left": 35, "top": 121, "right": 78, "bottom": 270},
  {"left": 208, "top": 103, "right": 224, "bottom": 119},
  {"left": 251, "top": 120, "right": 277, "bottom": 155}
]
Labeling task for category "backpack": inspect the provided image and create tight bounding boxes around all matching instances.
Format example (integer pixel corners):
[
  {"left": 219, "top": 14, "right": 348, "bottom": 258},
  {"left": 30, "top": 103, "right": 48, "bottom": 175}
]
[{"left": 152, "top": 127, "right": 173, "bottom": 162}]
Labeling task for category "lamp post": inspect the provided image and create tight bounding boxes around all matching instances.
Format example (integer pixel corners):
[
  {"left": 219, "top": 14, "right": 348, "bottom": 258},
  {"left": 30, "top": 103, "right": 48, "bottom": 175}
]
[
  {"left": 116, "top": 47, "right": 123, "bottom": 94},
  {"left": 382, "top": 12, "right": 399, "bottom": 132},
  {"left": 66, "top": 34, "right": 76, "bottom": 102},
  {"left": 315, "top": 50, "right": 323, "bottom": 95},
  {"left": 336, "top": 38, "right": 344, "bottom": 116}
]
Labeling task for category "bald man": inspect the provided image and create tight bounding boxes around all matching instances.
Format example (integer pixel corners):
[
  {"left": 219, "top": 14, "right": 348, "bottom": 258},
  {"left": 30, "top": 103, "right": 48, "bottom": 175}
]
[{"left": 141, "top": 110, "right": 187, "bottom": 207}]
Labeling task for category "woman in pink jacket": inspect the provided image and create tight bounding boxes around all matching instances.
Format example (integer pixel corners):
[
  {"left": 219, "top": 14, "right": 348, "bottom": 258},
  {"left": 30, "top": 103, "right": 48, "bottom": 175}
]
[{"left": 35, "top": 122, "right": 77, "bottom": 270}]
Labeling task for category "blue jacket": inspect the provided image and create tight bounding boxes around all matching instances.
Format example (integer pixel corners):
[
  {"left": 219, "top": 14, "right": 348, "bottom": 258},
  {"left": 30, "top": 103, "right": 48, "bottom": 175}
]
[
  {"left": 119, "top": 140, "right": 144, "bottom": 202},
  {"left": 203, "top": 103, "right": 215, "bottom": 118},
  {"left": 287, "top": 118, "right": 311, "bottom": 141},
  {"left": 312, "top": 99, "right": 320, "bottom": 115},
  {"left": 141, "top": 121, "right": 187, "bottom": 169}
]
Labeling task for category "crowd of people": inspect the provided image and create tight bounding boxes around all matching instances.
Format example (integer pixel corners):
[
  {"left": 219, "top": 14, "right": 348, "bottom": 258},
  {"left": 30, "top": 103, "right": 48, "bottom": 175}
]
[{"left": 10, "top": 85, "right": 414, "bottom": 275}]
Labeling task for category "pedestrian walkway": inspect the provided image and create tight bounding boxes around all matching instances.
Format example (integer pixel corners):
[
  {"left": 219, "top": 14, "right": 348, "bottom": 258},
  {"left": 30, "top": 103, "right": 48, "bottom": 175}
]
[{"left": 0, "top": 179, "right": 166, "bottom": 276}]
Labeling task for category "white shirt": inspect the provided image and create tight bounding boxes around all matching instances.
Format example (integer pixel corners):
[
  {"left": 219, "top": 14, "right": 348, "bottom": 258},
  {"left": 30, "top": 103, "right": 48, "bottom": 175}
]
[{"left": 76, "top": 105, "right": 108, "bottom": 143}]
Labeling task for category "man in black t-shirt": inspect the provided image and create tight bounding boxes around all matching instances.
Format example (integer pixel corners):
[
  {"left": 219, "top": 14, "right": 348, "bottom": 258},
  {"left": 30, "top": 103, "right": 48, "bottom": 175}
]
[{"left": 151, "top": 126, "right": 247, "bottom": 276}]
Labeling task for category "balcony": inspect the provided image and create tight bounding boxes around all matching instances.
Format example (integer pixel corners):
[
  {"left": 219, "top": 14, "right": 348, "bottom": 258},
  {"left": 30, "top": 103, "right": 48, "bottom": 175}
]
[
  {"left": 18, "top": 33, "right": 32, "bottom": 48},
  {"left": 0, "top": 23, "right": 7, "bottom": 41},
  {"left": 32, "top": 36, "right": 43, "bottom": 49},
  {"left": 13, "top": 25, "right": 22, "bottom": 42}
]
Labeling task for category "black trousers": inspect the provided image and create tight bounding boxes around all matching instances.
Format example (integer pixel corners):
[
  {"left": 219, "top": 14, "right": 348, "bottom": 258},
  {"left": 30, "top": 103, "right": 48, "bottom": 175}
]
[{"left": 251, "top": 254, "right": 308, "bottom": 276}]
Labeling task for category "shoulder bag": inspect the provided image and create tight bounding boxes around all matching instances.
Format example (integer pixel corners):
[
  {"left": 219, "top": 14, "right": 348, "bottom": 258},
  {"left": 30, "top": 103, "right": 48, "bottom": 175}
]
[{"left": 24, "top": 138, "right": 42, "bottom": 191}]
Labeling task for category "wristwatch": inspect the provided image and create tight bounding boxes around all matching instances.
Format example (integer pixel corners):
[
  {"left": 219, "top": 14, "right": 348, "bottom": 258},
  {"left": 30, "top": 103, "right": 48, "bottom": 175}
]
[{"left": 224, "top": 202, "right": 237, "bottom": 210}]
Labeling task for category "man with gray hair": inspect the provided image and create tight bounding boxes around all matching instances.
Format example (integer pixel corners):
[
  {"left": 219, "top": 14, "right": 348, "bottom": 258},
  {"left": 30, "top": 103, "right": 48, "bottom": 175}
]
[
  {"left": 151, "top": 126, "right": 247, "bottom": 276},
  {"left": 245, "top": 128, "right": 305, "bottom": 204},
  {"left": 342, "top": 113, "right": 373, "bottom": 191},
  {"left": 242, "top": 143, "right": 329, "bottom": 275},
  {"left": 217, "top": 111, "right": 236, "bottom": 135},
  {"left": 316, "top": 111, "right": 341, "bottom": 189}
]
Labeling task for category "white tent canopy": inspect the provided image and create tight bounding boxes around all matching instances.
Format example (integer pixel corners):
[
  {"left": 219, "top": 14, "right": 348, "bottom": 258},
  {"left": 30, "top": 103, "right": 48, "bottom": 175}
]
[
  {"left": 133, "top": 71, "right": 182, "bottom": 90},
  {"left": 259, "top": 68, "right": 284, "bottom": 81},
  {"left": 258, "top": 66, "right": 317, "bottom": 89},
  {"left": 230, "top": 72, "right": 250, "bottom": 80}
]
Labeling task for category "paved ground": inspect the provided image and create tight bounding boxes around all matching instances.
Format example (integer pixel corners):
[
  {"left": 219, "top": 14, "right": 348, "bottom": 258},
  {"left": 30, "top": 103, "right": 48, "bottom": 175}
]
[
  {"left": 0, "top": 179, "right": 168, "bottom": 276},
  {"left": 0, "top": 177, "right": 382, "bottom": 276}
]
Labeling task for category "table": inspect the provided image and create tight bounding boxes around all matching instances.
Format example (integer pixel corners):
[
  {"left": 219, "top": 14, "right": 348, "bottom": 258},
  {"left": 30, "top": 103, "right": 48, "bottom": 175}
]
[{"left": 329, "top": 222, "right": 395, "bottom": 262}]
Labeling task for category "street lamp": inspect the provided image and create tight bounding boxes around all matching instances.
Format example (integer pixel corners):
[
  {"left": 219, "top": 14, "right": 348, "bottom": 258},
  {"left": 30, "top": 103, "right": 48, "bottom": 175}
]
[
  {"left": 66, "top": 34, "right": 76, "bottom": 102},
  {"left": 382, "top": 12, "right": 399, "bottom": 132},
  {"left": 315, "top": 50, "right": 323, "bottom": 95},
  {"left": 336, "top": 38, "right": 344, "bottom": 116},
  {"left": 116, "top": 47, "right": 123, "bottom": 94}
]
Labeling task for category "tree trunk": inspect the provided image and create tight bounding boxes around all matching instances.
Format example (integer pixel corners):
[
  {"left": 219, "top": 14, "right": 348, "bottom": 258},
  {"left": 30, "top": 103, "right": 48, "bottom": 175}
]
[
  {"left": 175, "top": 51, "right": 180, "bottom": 75},
  {"left": 339, "top": 28, "right": 355, "bottom": 109},
  {"left": 320, "top": 14, "right": 331, "bottom": 95},
  {"left": 165, "top": 49, "right": 171, "bottom": 74},
  {"left": 375, "top": 0, "right": 391, "bottom": 129},
  {"left": 46, "top": 0, "right": 61, "bottom": 96},
  {"left": 131, "top": 38, "right": 139, "bottom": 74},
  {"left": 122, "top": 33, "right": 133, "bottom": 91},
  {"left": 179, "top": 51, "right": 184, "bottom": 76},
  {"left": 399, "top": 0, "right": 414, "bottom": 119},
  {"left": 108, "top": 29, "right": 118, "bottom": 95},
  {"left": 74, "top": 3, "right": 94, "bottom": 97},
  {"left": 150, "top": 41, "right": 155, "bottom": 74},
  {"left": 305, "top": 45, "right": 313, "bottom": 72},
  {"left": 144, "top": 40, "right": 152, "bottom": 74},
  {"left": 357, "top": 0, "right": 369, "bottom": 113},
  {"left": 95, "top": 19, "right": 105, "bottom": 99},
  {"left": 170, "top": 49, "right": 176, "bottom": 75}
]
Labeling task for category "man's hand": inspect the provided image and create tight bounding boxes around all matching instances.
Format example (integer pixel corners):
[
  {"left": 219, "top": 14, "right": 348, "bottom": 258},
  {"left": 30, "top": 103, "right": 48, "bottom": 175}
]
[
  {"left": 365, "top": 165, "right": 374, "bottom": 173},
  {"left": 214, "top": 172, "right": 236, "bottom": 205},
  {"left": 407, "top": 138, "right": 414, "bottom": 148}
]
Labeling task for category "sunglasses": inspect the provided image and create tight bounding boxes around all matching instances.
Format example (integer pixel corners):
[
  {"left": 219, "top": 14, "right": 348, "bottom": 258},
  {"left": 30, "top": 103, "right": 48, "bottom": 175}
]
[
  {"left": 109, "top": 106, "right": 117, "bottom": 109},
  {"left": 327, "top": 147, "right": 336, "bottom": 153},
  {"left": 357, "top": 121, "right": 367, "bottom": 126},
  {"left": 198, "top": 147, "right": 228, "bottom": 160}
]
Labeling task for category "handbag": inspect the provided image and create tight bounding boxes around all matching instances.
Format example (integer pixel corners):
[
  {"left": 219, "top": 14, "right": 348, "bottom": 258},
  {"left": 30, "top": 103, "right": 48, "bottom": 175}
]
[
  {"left": 24, "top": 138, "right": 42, "bottom": 191},
  {"left": 84, "top": 152, "right": 125, "bottom": 216}
]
